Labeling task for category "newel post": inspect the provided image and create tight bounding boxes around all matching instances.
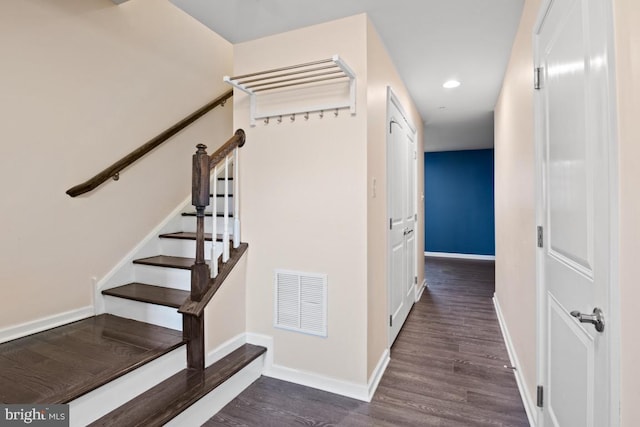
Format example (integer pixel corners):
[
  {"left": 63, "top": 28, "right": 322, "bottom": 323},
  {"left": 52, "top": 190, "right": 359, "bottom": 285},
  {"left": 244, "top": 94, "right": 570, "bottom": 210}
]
[{"left": 191, "top": 144, "right": 211, "bottom": 302}]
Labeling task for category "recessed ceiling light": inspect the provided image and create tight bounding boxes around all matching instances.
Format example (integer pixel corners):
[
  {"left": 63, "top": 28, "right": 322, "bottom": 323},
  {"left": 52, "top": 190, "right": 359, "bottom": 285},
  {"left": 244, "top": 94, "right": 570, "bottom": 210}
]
[{"left": 443, "top": 80, "right": 461, "bottom": 89}]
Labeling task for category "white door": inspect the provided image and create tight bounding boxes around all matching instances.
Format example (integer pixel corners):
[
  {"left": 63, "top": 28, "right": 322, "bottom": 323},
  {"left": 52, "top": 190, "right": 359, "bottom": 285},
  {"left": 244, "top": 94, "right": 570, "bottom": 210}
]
[
  {"left": 535, "top": 0, "right": 616, "bottom": 425},
  {"left": 388, "top": 92, "right": 417, "bottom": 345}
]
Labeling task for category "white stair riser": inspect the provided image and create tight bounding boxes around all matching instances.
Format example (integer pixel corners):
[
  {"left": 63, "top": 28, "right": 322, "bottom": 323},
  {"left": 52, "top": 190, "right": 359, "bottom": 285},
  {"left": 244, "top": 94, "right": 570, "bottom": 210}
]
[
  {"left": 69, "top": 346, "right": 186, "bottom": 427},
  {"left": 165, "top": 355, "right": 264, "bottom": 427},
  {"left": 103, "top": 296, "right": 183, "bottom": 331},
  {"left": 214, "top": 180, "right": 234, "bottom": 193},
  {"left": 160, "top": 239, "right": 222, "bottom": 258},
  {"left": 134, "top": 265, "right": 192, "bottom": 290},
  {"left": 181, "top": 216, "right": 236, "bottom": 234},
  {"left": 184, "top": 197, "right": 234, "bottom": 213}
]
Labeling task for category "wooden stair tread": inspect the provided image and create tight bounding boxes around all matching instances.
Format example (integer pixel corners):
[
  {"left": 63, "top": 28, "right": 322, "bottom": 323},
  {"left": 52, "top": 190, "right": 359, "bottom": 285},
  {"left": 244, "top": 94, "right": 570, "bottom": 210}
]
[
  {"left": 89, "top": 344, "right": 266, "bottom": 427},
  {"left": 181, "top": 212, "right": 234, "bottom": 217},
  {"left": 102, "top": 283, "right": 189, "bottom": 308},
  {"left": 133, "top": 255, "right": 196, "bottom": 270},
  {"left": 0, "top": 314, "right": 184, "bottom": 404},
  {"left": 159, "top": 232, "right": 225, "bottom": 242}
]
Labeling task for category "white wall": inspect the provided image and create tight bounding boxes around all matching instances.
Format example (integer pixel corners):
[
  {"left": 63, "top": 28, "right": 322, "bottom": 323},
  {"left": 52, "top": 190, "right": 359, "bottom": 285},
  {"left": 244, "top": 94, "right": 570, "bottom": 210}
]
[
  {"left": 366, "top": 20, "right": 424, "bottom": 378},
  {"left": 494, "top": 0, "right": 540, "bottom": 405},
  {"left": 612, "top": 0, "right": 640, "bottom": 424},
  {"left": 497, "top": 0, "right": 640, "bottom": 425},
  {"left": 234, "top": 13, "right": 424, "bottom": 390},
  {"left": 235, "top": 14, "right": 370, "bottom": 386},
  {"left": 0, "top": 0, "right": 233, "bottom": 328}
]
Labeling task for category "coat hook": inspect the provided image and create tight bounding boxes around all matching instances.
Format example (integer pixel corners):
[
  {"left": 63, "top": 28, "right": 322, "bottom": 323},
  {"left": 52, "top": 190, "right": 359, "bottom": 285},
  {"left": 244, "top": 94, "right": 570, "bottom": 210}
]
[
  {"left": 319, "top": 110, "right": 324, "bottom": 119},
  {"left": 264, "top": 117, "right": 270, "bottom": 125},
  {"left": 334, "top": 108, "right": 339, "bottom": 117},
  {"left": 277, "top": 115, "right": 282, "bottom": 124},
  {"left": 290, "top": 114, "right": 296, "bottom": 122},
  {"left": 304, "top": 112, "right": 309, "bottom": 121}
]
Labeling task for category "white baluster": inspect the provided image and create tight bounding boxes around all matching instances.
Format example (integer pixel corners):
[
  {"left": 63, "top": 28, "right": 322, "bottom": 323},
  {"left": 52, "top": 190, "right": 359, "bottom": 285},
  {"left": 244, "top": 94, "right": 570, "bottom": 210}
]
[
  {"left": 233, "top": 147, "right": 240, "bottom": 248},
  {"left": 223, "top": 154, "right": 230, "bottom": 262},
  {"left": 210, "top": 165, "right": 219, "bottom": 278}
]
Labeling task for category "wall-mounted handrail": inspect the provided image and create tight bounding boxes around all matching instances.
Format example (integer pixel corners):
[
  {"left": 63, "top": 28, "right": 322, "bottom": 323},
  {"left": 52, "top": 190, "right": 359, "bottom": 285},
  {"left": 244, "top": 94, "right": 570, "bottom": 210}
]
[{"left": 65, "top": 89, "right": 233, "bottom": 197}]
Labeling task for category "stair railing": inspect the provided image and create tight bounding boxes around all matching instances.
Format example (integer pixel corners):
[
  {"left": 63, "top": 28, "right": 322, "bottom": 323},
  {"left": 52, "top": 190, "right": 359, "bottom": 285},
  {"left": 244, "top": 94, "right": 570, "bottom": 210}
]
[
  {"left": 190, "top": 129, "right": 245, "bottom": 302},
  {"left": 186, "top": 129, "right": 245, "bottom": 371},
  {"left": 65, "top": 90, "right": 233, "bottom": 197}
]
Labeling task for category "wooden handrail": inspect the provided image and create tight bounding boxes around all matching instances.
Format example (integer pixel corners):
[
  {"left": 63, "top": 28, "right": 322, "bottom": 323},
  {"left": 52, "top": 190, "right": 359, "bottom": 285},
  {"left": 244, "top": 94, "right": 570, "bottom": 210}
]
[
  {"left": 65, "top": 89, "right": 233, "bottom": 197},
  {"left": 184, "top": 129, "right": 246, "bottom": 370},
  {"left": 208, "top": 128, "right": 245, "bottom": 169}
]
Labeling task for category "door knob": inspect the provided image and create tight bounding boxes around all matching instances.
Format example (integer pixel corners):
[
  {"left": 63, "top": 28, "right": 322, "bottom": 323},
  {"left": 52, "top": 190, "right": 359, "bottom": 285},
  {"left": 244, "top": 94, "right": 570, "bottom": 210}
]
[{"left": 570, "top": 308, "right": 605, "bottom": 332}]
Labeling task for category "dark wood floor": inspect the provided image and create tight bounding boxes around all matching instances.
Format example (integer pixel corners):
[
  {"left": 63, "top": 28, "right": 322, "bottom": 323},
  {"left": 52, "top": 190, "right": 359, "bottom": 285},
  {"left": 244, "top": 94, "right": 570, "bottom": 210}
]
[
  {"left": 205, "top": 257, "right": 529, "bottom": 426},
  {"left": 0, "top": 314, "right": 184, "bottom": 404}
]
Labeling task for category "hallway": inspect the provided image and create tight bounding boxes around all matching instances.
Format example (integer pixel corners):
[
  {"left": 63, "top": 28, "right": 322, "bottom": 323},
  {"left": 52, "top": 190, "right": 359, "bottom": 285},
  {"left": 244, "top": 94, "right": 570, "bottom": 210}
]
[{"left": 205, "top": 257, "right": 528, "bottom": 426}]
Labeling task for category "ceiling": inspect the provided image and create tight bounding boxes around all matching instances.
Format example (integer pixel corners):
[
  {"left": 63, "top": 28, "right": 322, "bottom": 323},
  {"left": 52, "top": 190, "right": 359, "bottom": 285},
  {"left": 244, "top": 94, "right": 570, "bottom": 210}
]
[{"left": 170, "top": 0, "right": 524, "bottom": 152}]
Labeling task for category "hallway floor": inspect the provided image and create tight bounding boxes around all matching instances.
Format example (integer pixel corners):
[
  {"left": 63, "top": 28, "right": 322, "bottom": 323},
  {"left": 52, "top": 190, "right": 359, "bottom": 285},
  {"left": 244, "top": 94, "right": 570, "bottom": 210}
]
[{"left": 204, "top": 257, "right": 529, "bottom": 426}]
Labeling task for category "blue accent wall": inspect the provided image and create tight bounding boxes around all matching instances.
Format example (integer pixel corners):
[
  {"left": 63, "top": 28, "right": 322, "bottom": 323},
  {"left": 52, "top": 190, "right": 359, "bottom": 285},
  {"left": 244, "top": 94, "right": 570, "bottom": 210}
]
[{"left": 424, "top": 149, "right": 495, "bottom": 255}]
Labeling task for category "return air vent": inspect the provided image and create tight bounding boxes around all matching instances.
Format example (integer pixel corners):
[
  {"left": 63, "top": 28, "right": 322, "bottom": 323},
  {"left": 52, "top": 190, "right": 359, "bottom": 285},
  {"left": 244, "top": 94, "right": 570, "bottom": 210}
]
[{"left": 274, "top": 270, "right": 327, "bottom": 337}]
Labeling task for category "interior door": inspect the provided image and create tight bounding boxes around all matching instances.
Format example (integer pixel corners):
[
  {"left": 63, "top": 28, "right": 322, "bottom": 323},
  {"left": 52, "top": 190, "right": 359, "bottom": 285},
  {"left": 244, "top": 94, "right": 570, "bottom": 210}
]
[
  {"left": 388, "top": 94, "right": 416, "bottom": 345},
  {"left": 536, "top": 0, "right": 614, "bottom": 425}
]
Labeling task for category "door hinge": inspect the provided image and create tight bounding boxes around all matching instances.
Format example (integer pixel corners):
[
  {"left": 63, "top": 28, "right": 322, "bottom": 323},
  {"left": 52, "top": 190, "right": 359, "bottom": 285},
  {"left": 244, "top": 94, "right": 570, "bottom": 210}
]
[
  {"left": 389, "top": 315, "right": 393, "bottom": 327},
  {"left": 537, "top": 385, "right": 544, "bottom": 407},
  {"left": 537, "top": 226, "right": 544, "bottom": 248},
  {"left": 534, "top": 67, "right": 543, "bottom": 90},
  {"left": 414, "top": 276, "right": 418, "bottom": 285},
  {"left": 414, "top": 213, "right": 417, "bottom": 221},
  {"left": 389, "top": 218, "right": 393, "bottom": 230}
]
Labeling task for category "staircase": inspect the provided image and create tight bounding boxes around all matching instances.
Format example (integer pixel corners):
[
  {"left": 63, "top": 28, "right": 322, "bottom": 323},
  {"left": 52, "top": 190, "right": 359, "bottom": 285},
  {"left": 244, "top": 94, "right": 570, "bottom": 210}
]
[{"left": 0, "top": 130, "right": 262, "bottom": 426}]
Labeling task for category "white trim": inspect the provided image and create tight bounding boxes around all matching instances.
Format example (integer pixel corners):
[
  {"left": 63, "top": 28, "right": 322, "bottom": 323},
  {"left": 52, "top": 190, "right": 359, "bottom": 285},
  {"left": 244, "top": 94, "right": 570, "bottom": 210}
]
[
  {"left": 205, "top": 333, "right": 248, "bottom": 367},
  {"left": 493, "top": 294, "right": 537, "bottom": 426},
  {"left": 415, "top": 278, "right": 427, "bottom": 301},
  {"left": 424, "top": 251, "right": 495, "bottom": 261},
  {"left": 0, "top": 306, "right": 94, "bottom": 344},
  {"left": 246, "top": 333, "right": 375, "bottom": 402},
  {"left": 367, "top": 349, "right": 390, "bottom": 401}
]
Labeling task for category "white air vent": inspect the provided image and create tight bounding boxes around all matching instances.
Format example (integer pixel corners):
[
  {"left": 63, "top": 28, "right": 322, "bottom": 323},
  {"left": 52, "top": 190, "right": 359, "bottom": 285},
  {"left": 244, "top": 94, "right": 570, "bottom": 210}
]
[{"left": 274, "top": 270, "right": 327, "bottom": 337}]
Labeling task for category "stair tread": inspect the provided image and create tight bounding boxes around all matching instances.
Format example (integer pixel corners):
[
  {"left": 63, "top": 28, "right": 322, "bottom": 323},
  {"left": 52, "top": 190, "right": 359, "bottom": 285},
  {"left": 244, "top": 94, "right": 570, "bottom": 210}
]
[
  {"left": 159, "top": 232, "right": 227, "bottom": 242},
  {"left": 181, "top": 212, "right": 234, "bottom": 217},
  {"left": 133, "top": 255, "right": 197, "bottom": 270},
  {"left": 0, "top": 314, "right": 184, "bottom": 404},
  {"left": 102, "top": 283, "right": 189, "bottom": 308},
  {"left": 89, "top": 344, "right": 266, "bottom": 427}
]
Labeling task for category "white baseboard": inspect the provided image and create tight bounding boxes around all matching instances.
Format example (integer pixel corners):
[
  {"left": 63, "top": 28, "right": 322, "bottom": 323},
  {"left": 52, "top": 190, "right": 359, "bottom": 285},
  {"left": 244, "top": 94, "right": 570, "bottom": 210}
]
[
  {"left": 424, "top": 251, "right": 496, "bottom": 261},
  {"left": 0, "top": 306, "right": 94, "bottom": 344},
  {"left": 367, "top": 349, "right": 390, "bottom": 401},
  {"left": 246, "top": 332, "right": 375, "bottom": 402},
  {"left": 493, "top": 295, "right": 537, "bottom": 426},
  {"left": 206, "top": 333, "right": 247, "bottom": 367}
]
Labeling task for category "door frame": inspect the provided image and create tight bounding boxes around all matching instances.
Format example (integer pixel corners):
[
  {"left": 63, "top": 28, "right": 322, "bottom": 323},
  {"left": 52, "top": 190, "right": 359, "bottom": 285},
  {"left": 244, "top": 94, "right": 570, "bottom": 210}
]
[
  {"left": 533, "top": 0, "right": 621, "bottom": 425},
  {"left": 386, "top": 86, "right": 418, "bottom": 347}
]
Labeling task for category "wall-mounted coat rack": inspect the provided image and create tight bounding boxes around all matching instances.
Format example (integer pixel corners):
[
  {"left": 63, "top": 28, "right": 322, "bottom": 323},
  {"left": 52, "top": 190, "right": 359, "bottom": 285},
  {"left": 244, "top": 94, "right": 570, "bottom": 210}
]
[{"left": 224, "top": 55, "right": 356, "bottom": 126}]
